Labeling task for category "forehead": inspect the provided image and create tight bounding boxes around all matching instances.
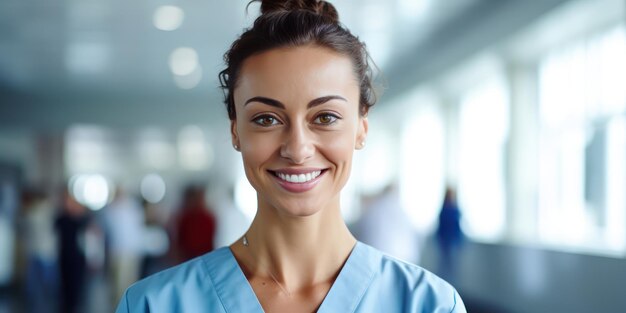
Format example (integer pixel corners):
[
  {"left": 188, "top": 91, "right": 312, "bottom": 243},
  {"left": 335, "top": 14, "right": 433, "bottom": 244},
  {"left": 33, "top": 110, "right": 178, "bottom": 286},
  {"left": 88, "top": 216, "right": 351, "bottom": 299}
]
[{"left": 235, "top": 45, "right": 359, "bottom": 104}]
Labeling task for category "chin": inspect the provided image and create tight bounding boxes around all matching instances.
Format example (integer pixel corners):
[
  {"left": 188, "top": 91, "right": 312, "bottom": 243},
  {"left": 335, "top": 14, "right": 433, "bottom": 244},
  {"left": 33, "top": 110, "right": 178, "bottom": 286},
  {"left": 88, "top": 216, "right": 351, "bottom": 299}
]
[{"left": 272, "top": 198, "right": 328, "bottom": 218}]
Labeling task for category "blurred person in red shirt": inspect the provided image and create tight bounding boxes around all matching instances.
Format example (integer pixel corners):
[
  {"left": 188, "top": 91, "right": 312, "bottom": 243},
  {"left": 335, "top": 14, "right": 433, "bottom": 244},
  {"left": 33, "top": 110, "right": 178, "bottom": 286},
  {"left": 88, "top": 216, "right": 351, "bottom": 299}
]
[{"left": 174, "top": 185, "right": 217, "bottom": 262}]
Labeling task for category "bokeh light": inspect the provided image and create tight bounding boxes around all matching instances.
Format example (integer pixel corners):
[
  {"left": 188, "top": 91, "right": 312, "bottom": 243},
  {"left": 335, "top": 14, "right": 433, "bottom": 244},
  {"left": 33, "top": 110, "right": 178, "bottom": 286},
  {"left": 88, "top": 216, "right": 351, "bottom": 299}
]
[
  {"left": 153, "top": 5, "right": 185, "bottom": 31},
  {"left": 140, "top": 173, "right": 166, "bottom": 204},
  {"left": 169, "top": 47, "right": 199, "bottom": 76}
]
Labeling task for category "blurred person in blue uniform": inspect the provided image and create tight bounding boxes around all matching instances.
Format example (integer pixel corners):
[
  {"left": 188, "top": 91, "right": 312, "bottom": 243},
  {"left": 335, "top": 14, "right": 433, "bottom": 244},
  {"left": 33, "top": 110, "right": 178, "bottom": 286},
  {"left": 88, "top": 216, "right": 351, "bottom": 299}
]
[
  {"left": 116, "top": 1, "right": 466, "bottom": 312},
  {"left": 436, "top": 186, "right": 464, "bottom": 283},
  {"left": 55, "top": 189, "right": 90, "bottom": 313}
]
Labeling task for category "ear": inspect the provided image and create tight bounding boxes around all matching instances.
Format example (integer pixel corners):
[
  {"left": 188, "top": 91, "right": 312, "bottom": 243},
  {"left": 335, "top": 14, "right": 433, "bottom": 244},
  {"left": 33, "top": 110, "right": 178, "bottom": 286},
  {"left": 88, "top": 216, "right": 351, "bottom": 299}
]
[
  {"left": 230, "top": 120, "right": 240, "bottom": 151},
  {"left": 355, "top": 116, "right": 368, "bottom": 150}
]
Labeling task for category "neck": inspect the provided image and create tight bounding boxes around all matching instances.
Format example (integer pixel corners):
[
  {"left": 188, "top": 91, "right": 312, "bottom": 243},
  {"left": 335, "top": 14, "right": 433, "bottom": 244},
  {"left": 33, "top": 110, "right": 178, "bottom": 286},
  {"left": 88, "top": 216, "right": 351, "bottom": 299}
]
[{"left": 236, "top": 201, "right": 356, "bottom": 292}]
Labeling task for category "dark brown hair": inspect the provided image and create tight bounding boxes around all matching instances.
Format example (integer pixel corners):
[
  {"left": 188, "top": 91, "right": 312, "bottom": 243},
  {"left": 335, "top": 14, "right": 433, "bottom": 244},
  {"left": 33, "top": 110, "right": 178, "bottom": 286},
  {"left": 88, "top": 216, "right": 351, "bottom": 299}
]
[{"left": 219, "top": 0, "right": 377, "bottom": 120}]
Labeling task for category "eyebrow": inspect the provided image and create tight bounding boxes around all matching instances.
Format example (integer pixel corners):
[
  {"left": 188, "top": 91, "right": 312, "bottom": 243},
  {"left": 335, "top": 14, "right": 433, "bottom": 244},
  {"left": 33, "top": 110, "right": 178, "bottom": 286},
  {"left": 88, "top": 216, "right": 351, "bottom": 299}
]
[{"left": 244, "top": 95, "right": 347, "bottom": 109}]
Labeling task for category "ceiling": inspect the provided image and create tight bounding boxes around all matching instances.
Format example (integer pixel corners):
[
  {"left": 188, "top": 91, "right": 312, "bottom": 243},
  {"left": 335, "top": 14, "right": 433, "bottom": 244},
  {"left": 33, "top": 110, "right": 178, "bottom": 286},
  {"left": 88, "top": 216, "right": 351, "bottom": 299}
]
[{"left": 0, "top": 0, "right": 571, "bottom": 130}]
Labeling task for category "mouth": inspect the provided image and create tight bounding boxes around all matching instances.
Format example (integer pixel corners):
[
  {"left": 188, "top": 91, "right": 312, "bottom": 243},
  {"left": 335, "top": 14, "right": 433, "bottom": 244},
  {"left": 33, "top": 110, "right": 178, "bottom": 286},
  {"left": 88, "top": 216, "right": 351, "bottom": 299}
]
[
  {"left": 268, "top": 168, "right": 328, "bottom": 192},
  {"left": 269, "top": 169, "right": 324, "bottom": 183}
]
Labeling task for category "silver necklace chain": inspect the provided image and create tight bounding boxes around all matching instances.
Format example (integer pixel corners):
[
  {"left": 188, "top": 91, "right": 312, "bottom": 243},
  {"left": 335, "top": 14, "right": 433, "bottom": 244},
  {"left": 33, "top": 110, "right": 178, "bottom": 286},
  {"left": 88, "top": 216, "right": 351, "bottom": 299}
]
[{"left": 242, "top": 234, "right": 292, "bottom": 297}]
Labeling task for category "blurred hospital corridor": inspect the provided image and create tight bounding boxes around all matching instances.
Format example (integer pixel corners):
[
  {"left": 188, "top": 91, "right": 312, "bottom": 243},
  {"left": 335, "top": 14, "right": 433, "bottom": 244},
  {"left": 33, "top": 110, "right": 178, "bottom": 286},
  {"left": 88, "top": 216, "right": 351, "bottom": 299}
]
[{"left": 1, "top": 0, "right": 626, "bottom": 312}]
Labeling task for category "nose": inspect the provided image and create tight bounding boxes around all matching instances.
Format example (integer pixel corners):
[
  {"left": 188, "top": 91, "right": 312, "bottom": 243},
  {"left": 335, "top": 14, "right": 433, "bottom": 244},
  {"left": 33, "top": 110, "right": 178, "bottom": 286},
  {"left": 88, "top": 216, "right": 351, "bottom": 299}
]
[{"left": 280, "top": 123, "right": 315, "bottom": 164}]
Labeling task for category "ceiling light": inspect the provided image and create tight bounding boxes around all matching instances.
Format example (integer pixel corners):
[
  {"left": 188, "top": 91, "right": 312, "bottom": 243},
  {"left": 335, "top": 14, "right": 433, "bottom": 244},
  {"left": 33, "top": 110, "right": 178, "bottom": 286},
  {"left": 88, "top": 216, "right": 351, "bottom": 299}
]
[
  {"left": 70, "top": 174, "right": 110, "bottom": 211},
  {"left": 173, "top": 65, "right": 203, "bottom": 89},
  {"left": 169, "top": 47, "right": 198, "bottom": 76},
  {"left": 153, "top": 5, "right": 185, "bottom": 31},
  {"left": 140, "top": 173, "right": 167, "bottom": 204}
]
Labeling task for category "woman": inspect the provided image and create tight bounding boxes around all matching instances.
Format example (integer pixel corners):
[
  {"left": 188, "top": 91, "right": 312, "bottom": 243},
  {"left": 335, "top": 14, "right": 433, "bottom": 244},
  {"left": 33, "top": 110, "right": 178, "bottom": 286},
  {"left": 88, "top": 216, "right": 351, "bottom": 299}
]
[{"left": 116, "top": 1, "right": 466, "bottom": 312}]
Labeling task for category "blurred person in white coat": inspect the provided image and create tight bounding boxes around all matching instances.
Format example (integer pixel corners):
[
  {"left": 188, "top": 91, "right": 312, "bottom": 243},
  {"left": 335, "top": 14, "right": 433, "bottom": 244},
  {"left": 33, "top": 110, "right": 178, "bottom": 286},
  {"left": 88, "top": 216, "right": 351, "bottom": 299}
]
[
  {"left": 103, "top": 188, "right": 146, "bottom": 303},
  {"left": 355, "top": 183, "right": 420, "bottom": 264},
  {"left": 19, "top": 188, "right": 58, "bottom": 312}
]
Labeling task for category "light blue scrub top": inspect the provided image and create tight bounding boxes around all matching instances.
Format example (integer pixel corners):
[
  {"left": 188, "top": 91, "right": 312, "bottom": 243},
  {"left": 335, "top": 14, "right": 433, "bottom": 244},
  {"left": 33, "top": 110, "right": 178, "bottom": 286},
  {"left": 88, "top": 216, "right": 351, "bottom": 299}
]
[{"left": 116, "top": 242, "right": 466, "bottom": 313}]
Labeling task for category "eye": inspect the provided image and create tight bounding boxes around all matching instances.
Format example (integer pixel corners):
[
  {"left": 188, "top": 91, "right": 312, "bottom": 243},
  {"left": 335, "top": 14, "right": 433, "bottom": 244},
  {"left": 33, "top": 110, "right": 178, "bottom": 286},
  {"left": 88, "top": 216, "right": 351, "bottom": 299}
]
[
  {"left": 313, "top": 113, "right": 339, "bottom": 125},
  {"left": 252, "top": 115, "right": 281, "bottom": 127}
]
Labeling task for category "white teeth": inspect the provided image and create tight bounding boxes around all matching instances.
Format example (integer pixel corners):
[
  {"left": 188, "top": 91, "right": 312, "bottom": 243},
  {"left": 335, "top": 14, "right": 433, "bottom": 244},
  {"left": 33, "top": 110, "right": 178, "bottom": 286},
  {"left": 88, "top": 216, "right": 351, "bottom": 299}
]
[{"left": 275, "top": 170, "right": 322, "bottom": 183}]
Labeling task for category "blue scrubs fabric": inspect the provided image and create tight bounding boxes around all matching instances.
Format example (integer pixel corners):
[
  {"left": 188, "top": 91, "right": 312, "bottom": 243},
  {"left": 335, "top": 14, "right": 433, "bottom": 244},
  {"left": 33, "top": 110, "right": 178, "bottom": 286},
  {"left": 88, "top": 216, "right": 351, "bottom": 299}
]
[{"left": 116, "top": 242, "right": 466, "bottom": 313}]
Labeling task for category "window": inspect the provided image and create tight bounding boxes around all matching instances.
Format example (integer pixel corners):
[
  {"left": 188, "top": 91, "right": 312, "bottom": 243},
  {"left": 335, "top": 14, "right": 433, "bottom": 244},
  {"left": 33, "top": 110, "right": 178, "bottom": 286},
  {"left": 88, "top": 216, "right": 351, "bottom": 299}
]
[
  {"left": 458, "top": 79, "right": 510, "bottom": 241},
  {"left": 400, "top": 99, "right": 446, "bottom": 232},
  {"left": 537, "top": 25, "right": 626, "bottom": 254}
]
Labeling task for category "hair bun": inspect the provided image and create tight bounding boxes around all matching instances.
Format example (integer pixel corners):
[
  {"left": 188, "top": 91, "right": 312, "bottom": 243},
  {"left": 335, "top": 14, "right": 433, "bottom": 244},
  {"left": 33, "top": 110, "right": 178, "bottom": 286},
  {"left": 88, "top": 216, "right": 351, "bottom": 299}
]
[{"left": 258, "top": 0, "right": 339, "bottom": 23}]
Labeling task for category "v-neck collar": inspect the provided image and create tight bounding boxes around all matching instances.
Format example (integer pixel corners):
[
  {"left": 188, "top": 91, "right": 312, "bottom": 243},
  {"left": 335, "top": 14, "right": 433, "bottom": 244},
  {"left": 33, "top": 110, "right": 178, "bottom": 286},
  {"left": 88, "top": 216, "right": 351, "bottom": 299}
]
[
  {"left": 205, "top": 246, "right": 264, "bottom": 312},
  {"left": 316, "top": 242, "right": 377, "bottom": 313},
  {"left": 205, "top": 242, "right": 377, "bottom": 313}
]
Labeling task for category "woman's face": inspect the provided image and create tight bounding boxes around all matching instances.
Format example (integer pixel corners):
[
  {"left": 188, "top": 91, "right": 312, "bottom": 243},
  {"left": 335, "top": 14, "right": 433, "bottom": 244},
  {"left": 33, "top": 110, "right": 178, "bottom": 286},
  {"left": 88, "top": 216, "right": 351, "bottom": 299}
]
[{"left": 232, "top": 45, "right": 368, "bottom": 217}]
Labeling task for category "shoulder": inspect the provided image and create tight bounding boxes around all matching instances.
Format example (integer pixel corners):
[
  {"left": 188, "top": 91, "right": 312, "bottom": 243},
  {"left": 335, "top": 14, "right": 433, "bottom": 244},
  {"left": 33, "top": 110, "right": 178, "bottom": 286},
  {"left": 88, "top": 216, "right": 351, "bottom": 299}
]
[
  {"left": 376, "top": 250, "right": 452, "bottom": 293},
  {"left": 116, "top": 247, "right": 230, "bottom": 313},
  {"left": 357, "top": 243, "right": 466, "bottom": 313}
]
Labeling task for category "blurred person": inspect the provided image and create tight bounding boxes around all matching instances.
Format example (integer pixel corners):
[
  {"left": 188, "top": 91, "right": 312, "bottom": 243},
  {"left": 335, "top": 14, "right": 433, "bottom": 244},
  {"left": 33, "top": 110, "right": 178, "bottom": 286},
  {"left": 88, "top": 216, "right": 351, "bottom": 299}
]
[
  {"left": 55, "top": 188, "right": 90, "bottom": 313},
  {"left": 436, "top": 186, "right": 465, "bottom": 283},
  {"left": 173, "top": 185, "right": 216, "bottom": 262},
  {"left": 116, "top": 1, "right": 466, "bottom": 312},
  {"left": 139, "top": 199, "right": 171, "bottom": 278},
  {"left": 211, "top": 185, "right": 250, "bottom": 249},
  {"left": 0, "top": 181, "right": 18, "bottom": 287},
  {"left": 103, "top": 188, "right": 146, "bottom": 304},
  {"left": 354, "top": 183, "right": 420, "bottom": 263},
  {"left": 18, "top": 187, "right": 58, "bottom": 313},
  {"left": 0, "top": 212, "right": 13, "bottom": 286}
]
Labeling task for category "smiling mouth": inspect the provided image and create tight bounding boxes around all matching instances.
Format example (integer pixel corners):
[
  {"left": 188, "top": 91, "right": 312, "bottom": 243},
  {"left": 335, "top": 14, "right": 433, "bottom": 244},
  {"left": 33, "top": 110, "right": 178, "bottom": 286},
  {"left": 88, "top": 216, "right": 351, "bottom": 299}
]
[{"left": 269, "top": 169, "right": 326, "bottom": 183}]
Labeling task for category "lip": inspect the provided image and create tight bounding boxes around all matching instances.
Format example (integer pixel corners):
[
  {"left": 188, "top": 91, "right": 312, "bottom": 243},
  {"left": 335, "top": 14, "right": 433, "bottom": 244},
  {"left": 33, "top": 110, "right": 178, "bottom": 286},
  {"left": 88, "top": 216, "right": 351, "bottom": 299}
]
[
  {"left": 269, "top": 167, "right": 325, "bottom": 175},
  {"left": 268, "top": 168, "right": 327, "bottom": 193}
]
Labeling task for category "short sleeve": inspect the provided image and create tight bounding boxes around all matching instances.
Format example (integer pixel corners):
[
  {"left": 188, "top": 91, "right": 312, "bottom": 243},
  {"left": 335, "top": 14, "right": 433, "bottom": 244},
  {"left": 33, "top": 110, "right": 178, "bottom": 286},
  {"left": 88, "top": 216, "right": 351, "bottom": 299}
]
[
  {"left": 450, "top": 290, "right": 467, "bottom": 313},
  {"left": 115, "top": 289, "right": 131, "bottom": 313}
]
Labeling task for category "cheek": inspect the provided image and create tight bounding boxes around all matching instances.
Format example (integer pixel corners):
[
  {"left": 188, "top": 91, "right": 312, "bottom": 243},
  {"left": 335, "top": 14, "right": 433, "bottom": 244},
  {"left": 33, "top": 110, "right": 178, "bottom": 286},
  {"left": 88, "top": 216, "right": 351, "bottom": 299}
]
[
  {"left": 240, "top": 132, "right": 279, "bottom": 167},
  {"left": 240, "top": 141, "right": 271, "bottom": 192},
  {"left": 319, "top": 130, "right": 356, "bottom": 164}
]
